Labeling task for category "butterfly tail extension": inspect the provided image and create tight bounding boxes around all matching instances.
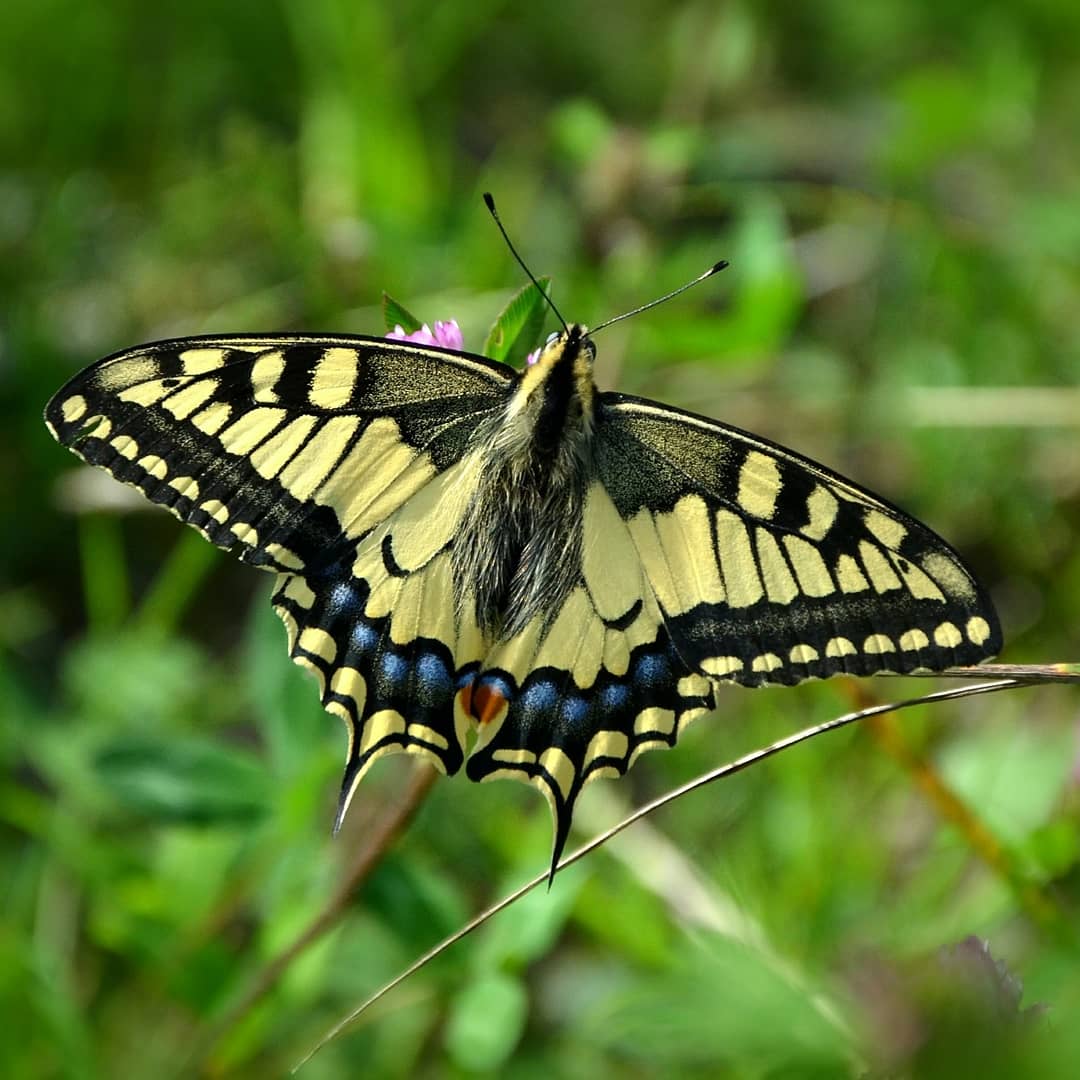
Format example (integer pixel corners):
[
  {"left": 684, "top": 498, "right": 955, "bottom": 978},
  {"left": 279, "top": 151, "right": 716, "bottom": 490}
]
[
  {"left": 271, "top": 557, "right": 471, "bottom": 833},
  {"left": 462, "top": 596, "right": 718, "bottom": 881}
]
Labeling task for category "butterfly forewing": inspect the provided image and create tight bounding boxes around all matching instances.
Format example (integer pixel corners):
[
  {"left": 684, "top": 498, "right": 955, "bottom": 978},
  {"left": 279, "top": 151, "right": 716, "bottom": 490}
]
[
  {"left": 45, "top": 334, "right": 513, "bottom": 781},
  {"left": 593, "top": 393, "right": 1001, "bottom": 686}
]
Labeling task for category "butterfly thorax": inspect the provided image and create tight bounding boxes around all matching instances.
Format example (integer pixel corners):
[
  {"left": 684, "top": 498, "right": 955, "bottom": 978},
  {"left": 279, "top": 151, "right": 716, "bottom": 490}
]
[{"left": 452, "top": 325, "right": 597, "bottom": 639}]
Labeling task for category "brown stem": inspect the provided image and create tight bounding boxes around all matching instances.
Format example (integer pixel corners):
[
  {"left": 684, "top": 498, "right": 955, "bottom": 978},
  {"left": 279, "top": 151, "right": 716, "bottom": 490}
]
[{"left": 187, "top": 762, "right": 439, "bottom": 1075}]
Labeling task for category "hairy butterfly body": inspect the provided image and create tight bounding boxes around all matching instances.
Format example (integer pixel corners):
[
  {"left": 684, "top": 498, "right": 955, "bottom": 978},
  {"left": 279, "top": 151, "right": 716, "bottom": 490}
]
[{"left": 45, "top": 320, "right": 1001, "bottom": 874}]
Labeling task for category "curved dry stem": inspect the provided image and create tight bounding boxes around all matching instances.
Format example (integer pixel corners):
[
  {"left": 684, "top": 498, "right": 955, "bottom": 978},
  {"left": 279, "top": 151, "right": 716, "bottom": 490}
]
[
  {"left": 296, "top": 666, "right": 1078, "bottom": 1070},
  {"left": 189, "top": 761, "right": 439, "bottom": 1075}
]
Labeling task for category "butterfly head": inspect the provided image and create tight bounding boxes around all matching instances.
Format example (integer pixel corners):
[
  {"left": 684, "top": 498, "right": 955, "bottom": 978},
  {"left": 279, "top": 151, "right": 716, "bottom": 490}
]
[
  {"left": 503, "top": 323, "right": 598, "bottom": 457},
  {"left": 517, "top": 322, "right": 595, "bottom": 401}
]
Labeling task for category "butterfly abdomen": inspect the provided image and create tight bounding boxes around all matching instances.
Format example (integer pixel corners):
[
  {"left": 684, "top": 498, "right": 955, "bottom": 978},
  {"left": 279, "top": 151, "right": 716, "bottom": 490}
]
[{"left": 452, "top": 327, "right": 598, "bottom": 639}]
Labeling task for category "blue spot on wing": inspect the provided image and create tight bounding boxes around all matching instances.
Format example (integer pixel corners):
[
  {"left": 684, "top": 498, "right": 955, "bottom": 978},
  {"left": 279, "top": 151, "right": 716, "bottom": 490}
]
[
  {"left": 380, "top": 651, "right": 408, "bottom": 686},
  {"left": 351, "top": 621, "right": 380, "bottom": 653},
  {"left": 417, "top": 652, "right": 452, "bottom": 693},
  {"left": 560, "top": 696, "right": 589, "bottom": 726},
  {"left": 415, "top": 651, "right": 453, "bottom": 707},
  {"left": 329, "top": 581, "right": 364, "bottom": 616},
  {"left": 521, "top": 680, "right": 560, "bottom": 717},
  {"left": 634, "top": 652, "right": 670, "bottom": 686},
  {"left": 600, "top": 682, "right": 631, "bottom": 710}
]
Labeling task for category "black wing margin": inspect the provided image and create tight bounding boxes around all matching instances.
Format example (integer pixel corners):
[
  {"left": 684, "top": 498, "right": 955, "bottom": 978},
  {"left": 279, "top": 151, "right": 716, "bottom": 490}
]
[
  {"left": 593, "top": 393, "right": 1001, "bottom": 688},
  {"left": 44, "top": 333, "right": 513, "bottom": 576}
]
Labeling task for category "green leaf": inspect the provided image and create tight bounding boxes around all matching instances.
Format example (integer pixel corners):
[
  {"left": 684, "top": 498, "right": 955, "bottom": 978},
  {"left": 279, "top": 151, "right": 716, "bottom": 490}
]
[
  {"left": 715, "top": 194, "right": 802, "bottom": 362},
  {"left": 94, "top": 733, "right": 270, "bottom": 825},
  {"left": 64, "top": 632, "right": 210, "bottom": 730},
  {"left": 364, "top": 854, "right": 469, "bottom": 944},
  {"left": 444, "top": 971, "right": 529, "bottom": 1071},
  {"left": 939, "top": 723, "right": 1076, "bottom": 842},
  {"left": 134, "top": 530, "right": 221, "bottom": 638},
  {"left": 483, "top": 276, "right": 551, "bottom": 365},
  {"left": 382, "top": 292, "right": 423, "bottom": 334}
]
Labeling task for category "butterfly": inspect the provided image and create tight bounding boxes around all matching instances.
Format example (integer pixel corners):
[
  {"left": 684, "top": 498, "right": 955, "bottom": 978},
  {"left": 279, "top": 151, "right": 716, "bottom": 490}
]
[{"left": 44, "top": 266, "right": 1001, "bottom": 879}]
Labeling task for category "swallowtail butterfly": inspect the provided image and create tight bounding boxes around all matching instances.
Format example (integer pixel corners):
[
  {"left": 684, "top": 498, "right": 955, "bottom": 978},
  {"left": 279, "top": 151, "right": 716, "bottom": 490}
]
[{"left": 45, "top": 227, "right": 1001, "bottom": 876}]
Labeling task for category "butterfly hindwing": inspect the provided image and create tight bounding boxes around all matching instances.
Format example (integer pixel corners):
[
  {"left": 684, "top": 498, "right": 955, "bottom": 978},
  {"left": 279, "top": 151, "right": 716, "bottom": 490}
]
[
  {"left": 461, "top": 483, "right": 717, "bottom": 870},
  {"left": 593, "top": 393, "right": 1002, "bottom": 685},
  {"left": 45, "top": 334, "right": 511, "bottom": 781},
  {"left": 272, "top": 452, "right": 492, "bottom": 807}
]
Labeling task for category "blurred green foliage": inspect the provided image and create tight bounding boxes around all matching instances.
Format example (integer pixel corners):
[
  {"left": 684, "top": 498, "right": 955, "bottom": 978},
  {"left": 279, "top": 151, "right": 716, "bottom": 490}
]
[{"left": 2, "top": 0, "right": 1079, "bottom": 1076}]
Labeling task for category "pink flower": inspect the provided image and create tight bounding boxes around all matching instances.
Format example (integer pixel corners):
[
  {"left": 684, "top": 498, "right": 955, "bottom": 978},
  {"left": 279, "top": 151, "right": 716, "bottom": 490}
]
[
  {"left": 386, "top": 320, "right": 464, "bottom": 351},
  {"left": 384, "top": 317, "right": 539, "bottom": 366}
]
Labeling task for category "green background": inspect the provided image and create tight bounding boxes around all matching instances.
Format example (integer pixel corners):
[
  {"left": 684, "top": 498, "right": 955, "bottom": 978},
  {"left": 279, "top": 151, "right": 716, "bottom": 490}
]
[{"left": 3, "top": 1, "right": 1079, "bottom": 1076}]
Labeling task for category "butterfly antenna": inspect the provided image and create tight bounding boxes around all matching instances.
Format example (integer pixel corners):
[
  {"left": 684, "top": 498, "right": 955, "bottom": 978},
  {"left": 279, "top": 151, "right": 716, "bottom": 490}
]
[
  {"left": 483, "top": 192, "right": 568, "bottom": 333},
  {"left": 591, "top": 260, "right": 729, "bottom": 335}
]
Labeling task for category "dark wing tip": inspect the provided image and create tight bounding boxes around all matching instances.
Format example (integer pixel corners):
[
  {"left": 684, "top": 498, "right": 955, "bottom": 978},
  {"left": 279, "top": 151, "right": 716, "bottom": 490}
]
[
  {"left": 332, "top": 756, "right": 362, "bottom": 837},
  {"left": 547, "top": 804, "right": 574, "bottom": 888}
]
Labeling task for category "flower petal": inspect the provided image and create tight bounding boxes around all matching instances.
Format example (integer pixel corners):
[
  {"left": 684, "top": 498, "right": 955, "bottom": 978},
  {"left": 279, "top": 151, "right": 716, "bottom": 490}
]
[
  {"left": 385, "top": 319, "right": 463, "bottom": 350},
  {"left": 432, "top": 320, "right": 464, "bottom": 350}
]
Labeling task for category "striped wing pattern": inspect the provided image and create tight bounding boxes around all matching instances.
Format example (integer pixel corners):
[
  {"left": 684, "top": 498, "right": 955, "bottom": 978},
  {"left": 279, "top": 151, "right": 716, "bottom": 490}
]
[
  {"left": 46, "top": 338, "right": 1000, "bottom": 875},
  {"left": 45, "top": 335, "right": 511, "bottom": 789},
  {"left": 595, "top": 395, "right": 1001, "bottom": 683},
  {"left": 463, "top": 500, "right": 718, "bottom": 863}
]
